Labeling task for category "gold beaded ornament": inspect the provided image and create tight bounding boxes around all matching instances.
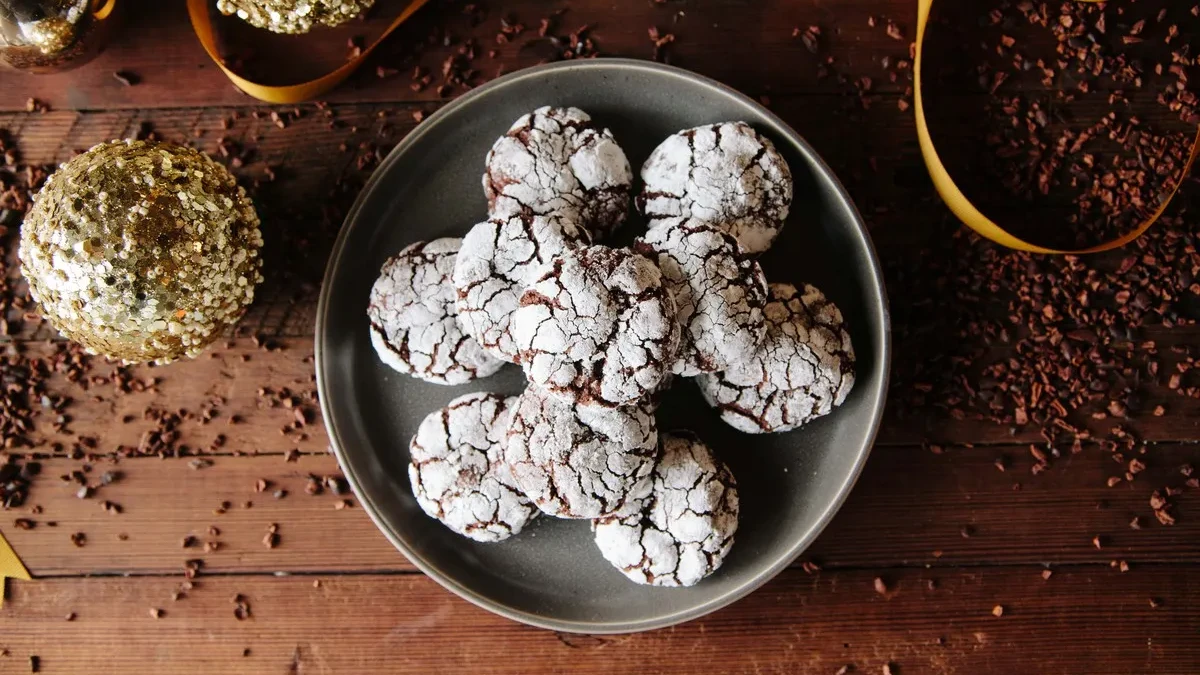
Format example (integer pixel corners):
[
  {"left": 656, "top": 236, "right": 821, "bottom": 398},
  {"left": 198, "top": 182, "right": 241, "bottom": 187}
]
[
  {"left": 215, "top": 0, "right": 375, "bottom": 34},
  {"left": 19, "top": 140, "right": 264, "bottom": 364}
]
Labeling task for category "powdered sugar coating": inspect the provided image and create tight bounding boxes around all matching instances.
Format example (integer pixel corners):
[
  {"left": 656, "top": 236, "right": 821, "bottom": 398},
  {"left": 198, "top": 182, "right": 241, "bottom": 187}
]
[
  {"left": 504, "top": 385, "right": 658, "bottom": 519},
  {"left": 635, "top": 219, "right": 768, "bottom": 376},
  {"left": 453, "top": 212, "right": 590, "bottom": 363},
  {"left": 511, "top": 245, "right": 680, "bottom": 408},
  {"left": 484, "top": 106, "right": 633, "bottom": 240},
  {"left": 696, "top": 283, "right": 855, "bottom": 434},
  {"left": 592, "top": 431, "right": 739, "bottom": 587},
  {"left": 368, "top": 239, "right": 504, "bottom": 385},
  {"left": 408, "top": 392, "right": 537, "bottom": 542},
  {"left": 639, "top": 122, "right": 792, "bottom": 254}
]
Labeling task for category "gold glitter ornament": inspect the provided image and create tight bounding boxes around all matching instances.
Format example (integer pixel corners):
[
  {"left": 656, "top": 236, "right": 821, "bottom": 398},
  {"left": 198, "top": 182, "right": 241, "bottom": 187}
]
[
  {"left": 27, "top": 15, "right": 75, "bottom": 54},
  {"left": 216, "top": 0, "right": 375, "bottom": 34},
  {"left": 0, "top": 0, "right": 119, "bottom": 73},
  {"left": 19, "top": 140, "right": 264, "bottom": 364}
]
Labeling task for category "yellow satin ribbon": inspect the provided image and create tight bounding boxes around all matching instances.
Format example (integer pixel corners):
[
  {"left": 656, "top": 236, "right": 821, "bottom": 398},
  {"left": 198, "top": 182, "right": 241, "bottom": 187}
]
[
  {"left": 92, "top": 0, "right": 116, "bottom": 20},
  {"left": 914, "top": 0, "right": 1200, "bottom": 254},
  {"left": 186, "top": 0, "right": 430, "bottom": 104},
  {"left": 0, "top": 529, "right": 31, "bottom": 608}
]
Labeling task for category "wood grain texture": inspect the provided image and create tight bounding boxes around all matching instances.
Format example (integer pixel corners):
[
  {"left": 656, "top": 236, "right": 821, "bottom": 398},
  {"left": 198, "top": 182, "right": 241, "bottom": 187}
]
[
  {"left": 9, "top": 339, "right": 327, "bottom": 457},
  {"left": 6, "top": 442, "right": 1198, "bottom": 576},
  {"left": 5, "top": 96, "right": 1199, "bottom": 445},
  {"left": 0, "top": 0, "right": 919, "bottom": 111},
  {"left": 2, "top": 2, "right": 1200, "bottom": 671},
  {"left": 1, "top": 567, "right": 1197, "bottom": 674},
  {"left": 16, "top": 333, "right": 1200, "bottom": 453}
]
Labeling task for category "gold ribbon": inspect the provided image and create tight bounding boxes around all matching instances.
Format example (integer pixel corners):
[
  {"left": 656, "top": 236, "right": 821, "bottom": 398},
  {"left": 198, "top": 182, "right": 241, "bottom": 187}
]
[
  {"left": 0, "top": 529, "right": 31, "bottom": 607},
  {"left": 914, "top": 0, "right": 1200, "bottom": 254},
  {"left": 186, "top": 0, "right": 431, "bottom": 104},
  {"left": 92, "top": 0, "right": 116, "bottom": 21}
]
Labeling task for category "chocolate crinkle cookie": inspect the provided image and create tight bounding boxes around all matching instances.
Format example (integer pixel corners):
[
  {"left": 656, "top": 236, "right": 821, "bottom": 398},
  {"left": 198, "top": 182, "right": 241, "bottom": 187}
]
[
  {"left": 453, "top": 211, "right": 590, "bottom": 363},
  {"left": 511, "top": 244, "right": 680, "bottom": 408},
  {"left": 592, "top": 431, "right": 739, "bottom": 587},
  {"left": 484, "top": 106, "right": 633, "bottom": 240},
  {"left": 639, "top": 121, "right": 792, "bottom": 255},
  {"left": 368, "top": 238, "right": 504, "bottom": 385},
  {"left": 696, "top": 283, "right": 855, "bottom": 434},
  {"left": 504, "top": 385, "right": 658, "bottom": 519},
  {"left": 409, "top": 392, "right": 538, "bottom": 542},
  {"left": 635, "top": 219, "right": 768, "bottom": 377}
]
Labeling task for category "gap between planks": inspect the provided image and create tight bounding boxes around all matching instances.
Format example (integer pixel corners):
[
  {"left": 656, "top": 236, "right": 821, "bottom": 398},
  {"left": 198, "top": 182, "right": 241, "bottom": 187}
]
[{"left": 0, "top": 566, "right": 1197, "bottom": 675}]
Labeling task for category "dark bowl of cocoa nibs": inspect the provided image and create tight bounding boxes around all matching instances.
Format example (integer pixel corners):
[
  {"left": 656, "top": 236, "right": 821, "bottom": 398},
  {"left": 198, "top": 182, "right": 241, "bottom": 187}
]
[{"left": 317, "top": 59, "right": 889, "bottom": 633}]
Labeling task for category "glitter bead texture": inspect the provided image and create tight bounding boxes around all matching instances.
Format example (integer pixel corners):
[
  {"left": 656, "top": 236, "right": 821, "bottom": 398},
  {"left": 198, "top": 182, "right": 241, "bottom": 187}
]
[
  {"left": 19, "top": 140, "right": 264, "bottom": 364},
  {"left": 216, "top": 0, "right": 376, "bottom": 34}
]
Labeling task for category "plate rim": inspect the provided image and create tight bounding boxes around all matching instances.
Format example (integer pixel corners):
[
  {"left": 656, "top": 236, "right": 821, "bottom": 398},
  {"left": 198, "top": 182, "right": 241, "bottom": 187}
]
[{"left": 315, "top": 57, "right": 892, "bottom": 634}]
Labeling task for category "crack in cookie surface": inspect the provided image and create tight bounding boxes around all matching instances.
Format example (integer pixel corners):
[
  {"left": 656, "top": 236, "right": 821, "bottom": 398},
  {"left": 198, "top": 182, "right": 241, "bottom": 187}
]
[
  {"left": 639, "top": 121, "right": 792, "bottom": 254},
  {"left": 367, "top": 238, "right": 503, "bottom": 385},
  {"left": 591, "top": 431, "right": 739, "bottom": 587},
  {"left": 511, "top": 245, "right": 680, "bottom": 408},
  {"left": 503, "top": 385, "right": 658, "bottom": 519},
  {"left": 635, "top": 219, "right": 768, "bottom": 376},
  {"left": 484, "top": 106, "right": 633, "bottom": 240},
  {"left": 696, "top": 282, "right": 856, "bottom": 433},
  {"left": 454, "top": 211, "right": 590, "bottom": 363},
  {"left": 409, "top": 392, "right": 537, "bottom": 542}
]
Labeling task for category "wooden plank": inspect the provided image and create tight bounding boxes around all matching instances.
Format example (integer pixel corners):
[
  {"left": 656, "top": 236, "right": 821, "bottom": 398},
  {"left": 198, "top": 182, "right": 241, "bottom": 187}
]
[
  {"left": 0, "top": 103, "right": 425, "bottom": 341},
  {"left": 1, "top": 566, "right": 1197, "bottom": 674},
  {"left": 9, "top": 339, "right": 328, "bottom": 458},
  {"left": 18, "top": 331, "right": 1200, "bottom": 452},
  {"left": 0, "top": 0, "right": 921, "bottom": 111},
  {"left": 6, "top": 442, "right": 1198, "bottom": 576}
]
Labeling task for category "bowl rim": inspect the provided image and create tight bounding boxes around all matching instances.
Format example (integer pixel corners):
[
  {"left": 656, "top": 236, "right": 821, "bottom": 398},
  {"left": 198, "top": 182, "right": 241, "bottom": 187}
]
[{"left": 315, "top": 57, "right": 892, "bottom": 634}]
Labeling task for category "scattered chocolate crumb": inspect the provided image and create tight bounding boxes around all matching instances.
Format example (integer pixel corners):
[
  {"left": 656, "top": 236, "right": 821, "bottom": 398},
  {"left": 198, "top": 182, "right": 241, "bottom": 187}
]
[
  {"left": 233, "top": 594, "right": 252, "bottom": 621},
  {"left": 263, "top": 524, "right": 279, "bottom": 549},
  {"left": 69, "top": 532, "right": 86, "bottom": 547}
]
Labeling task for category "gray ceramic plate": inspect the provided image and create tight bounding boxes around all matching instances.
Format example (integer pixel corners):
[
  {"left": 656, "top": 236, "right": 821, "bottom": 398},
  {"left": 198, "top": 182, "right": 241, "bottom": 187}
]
[{"left": 316, "top": 59, "right": 890, "bottom": 634}]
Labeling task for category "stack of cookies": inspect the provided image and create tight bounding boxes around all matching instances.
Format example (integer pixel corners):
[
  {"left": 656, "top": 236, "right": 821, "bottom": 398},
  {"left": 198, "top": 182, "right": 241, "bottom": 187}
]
[{"left": 366, "top": 107, "right": 855, "bottom": 587}]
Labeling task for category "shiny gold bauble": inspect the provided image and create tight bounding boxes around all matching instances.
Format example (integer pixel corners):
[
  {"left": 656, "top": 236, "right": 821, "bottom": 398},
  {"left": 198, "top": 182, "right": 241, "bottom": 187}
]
[
  {"left": 26, "top": 15, "right": 75, "bottom": 54},
  {"left": 19, "top": 140, "right": 264, "bottom": 364},
  {"left": 0, "top": 0, "right": 122, "bottom": 73},
  {"left": 216, "top": 0, "right": 375, "bottom": 34}
]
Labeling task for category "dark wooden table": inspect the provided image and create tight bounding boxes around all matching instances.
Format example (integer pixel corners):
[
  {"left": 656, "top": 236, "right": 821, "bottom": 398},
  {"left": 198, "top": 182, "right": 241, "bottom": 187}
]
[{"left": 1, "top": 1, "right": 1198, "bottom": 673}]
